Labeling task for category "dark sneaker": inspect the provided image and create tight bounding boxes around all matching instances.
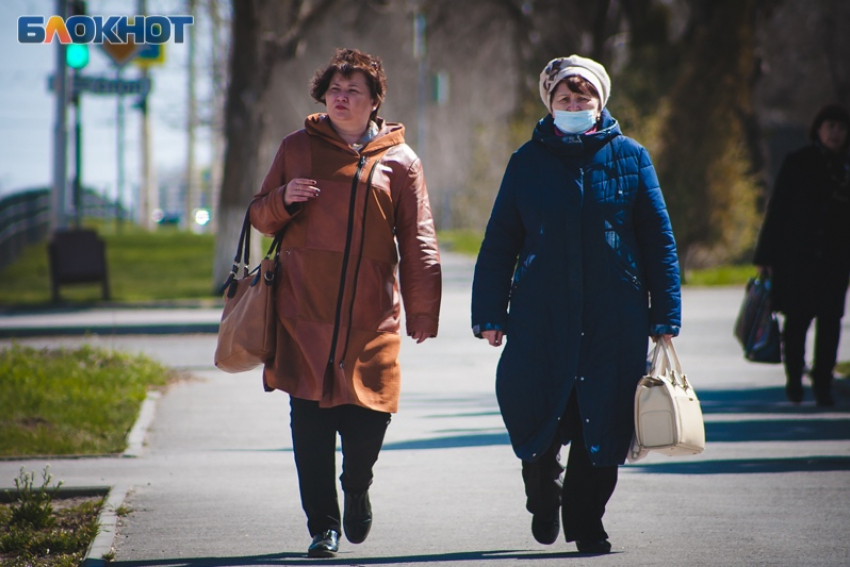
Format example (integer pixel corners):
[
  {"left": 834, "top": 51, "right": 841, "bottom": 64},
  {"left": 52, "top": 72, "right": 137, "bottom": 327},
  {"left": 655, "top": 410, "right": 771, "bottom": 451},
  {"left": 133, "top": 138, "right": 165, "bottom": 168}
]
[
  {"left": 307, "top": 529, "right": 339, "bottom": 558},
  {"left": 785, "top": 381, "right": 803, "bottom": 403},
  {"left": 576, "top": 538, "right": 612, "bottom": 554},
  {"left": 343, "top": 491, "right": 372, "bottom": 544},
  {"left": 815, "top": 391, "right": 835, "bottom": 407},
  {"left": 531, "top": 509, "right": 560, "bottom": 544}
]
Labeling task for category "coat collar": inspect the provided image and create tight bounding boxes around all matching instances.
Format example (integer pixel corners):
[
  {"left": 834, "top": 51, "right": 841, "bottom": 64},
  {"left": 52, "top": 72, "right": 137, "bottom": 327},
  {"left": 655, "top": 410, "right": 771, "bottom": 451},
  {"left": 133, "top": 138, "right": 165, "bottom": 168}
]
[
  {"left": 533, "top": 108, "right": 621, "bottom": 157},
  {"left": 305, "top": 113, "right": 406, "bottom": 156}
]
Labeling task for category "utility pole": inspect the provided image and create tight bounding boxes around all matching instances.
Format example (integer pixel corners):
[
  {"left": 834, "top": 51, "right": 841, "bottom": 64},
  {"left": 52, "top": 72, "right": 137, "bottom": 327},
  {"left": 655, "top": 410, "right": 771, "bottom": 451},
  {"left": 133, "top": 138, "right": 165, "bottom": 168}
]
[
  {"left": 138, "top": 0, "right": 157, "bottom": 230},
  {"left": 116, "top": 65, "right": 126, "bottom": 227},
  {"left": 413, "top": 3, "right": 427, "bottom": 165},
  {"left": 184, "top": 0, "right": 198, "bottom": 229},
  {"left": 51, "top": 0, "right": 69, "bottom": 232},
  {"left": 208, "top": 0, "right": 226, "bottom": 233}
]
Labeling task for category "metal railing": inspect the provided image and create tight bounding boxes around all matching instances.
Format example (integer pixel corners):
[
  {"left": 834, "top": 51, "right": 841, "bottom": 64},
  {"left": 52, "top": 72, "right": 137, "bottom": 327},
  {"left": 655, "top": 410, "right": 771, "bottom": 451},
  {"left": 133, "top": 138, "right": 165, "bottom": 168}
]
[
  {"left": 0, "top": 189, "right": 51, "bottom": 271},
  {"left": 0, "top": 188, "right": 130, "bottom": 271}
]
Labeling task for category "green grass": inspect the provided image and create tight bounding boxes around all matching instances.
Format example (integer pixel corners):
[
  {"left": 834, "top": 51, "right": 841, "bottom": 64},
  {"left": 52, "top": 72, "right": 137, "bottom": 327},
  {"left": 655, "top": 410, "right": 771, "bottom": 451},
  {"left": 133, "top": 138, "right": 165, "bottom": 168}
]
[
  {"left": 1, "top": 467, "right": 102, "bottom": 567},
  {"left": 0, "top": 221, "right": 775, "bottom": 307},
  {"left": 437, "top": 230, "right": 484, "bottom": 256},
  {"left": 683, "top": 265, "right": 758, "bottom": 286},
  {"left": 0, "top": 222, "right": 216, "bottom": 306},
  {"left": 0, "top": 344, "right": 176, "bottom": 457}
]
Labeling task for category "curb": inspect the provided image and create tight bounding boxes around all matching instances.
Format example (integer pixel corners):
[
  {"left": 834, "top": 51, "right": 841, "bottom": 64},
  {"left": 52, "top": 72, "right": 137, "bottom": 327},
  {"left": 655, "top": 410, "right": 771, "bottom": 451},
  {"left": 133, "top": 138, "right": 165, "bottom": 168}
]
[
  {"left": 0, "top": 323, "right": 219, "bottom": 339},
  {"left": 123, "top": 391, "right": 161, "bottom": 458},
  {"left": 81, "top": 390, "right": 162, "bottom": 565},
  {"left": 82, "top": 485, "right": 129, "bottom": 567}
]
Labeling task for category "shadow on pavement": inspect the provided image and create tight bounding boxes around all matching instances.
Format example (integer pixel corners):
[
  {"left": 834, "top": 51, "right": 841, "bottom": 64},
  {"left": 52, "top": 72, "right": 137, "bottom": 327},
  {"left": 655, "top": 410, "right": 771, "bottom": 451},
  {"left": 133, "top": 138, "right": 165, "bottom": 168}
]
[
  {"left": 382, "top": 432, "right": 510, "bottom": 451},
  {"left": 110, "top": 549, "right": 610, "bottom": 566},
  {"left": 706, "top": 418, "right": 850, "bottom": 442},
  {"left": 248, "top": 386, "right": 849, "bottom": 457},
  {"left": 626, "top": 456, "right": 850, "bottom": 474},
  {"left": 698, "top": 386, "right": 847, "bottom": 414}
]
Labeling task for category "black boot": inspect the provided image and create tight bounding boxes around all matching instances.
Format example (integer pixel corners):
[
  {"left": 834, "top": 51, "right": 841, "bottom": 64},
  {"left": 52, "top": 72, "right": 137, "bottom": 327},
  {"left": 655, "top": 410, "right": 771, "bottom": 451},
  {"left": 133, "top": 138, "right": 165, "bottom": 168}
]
[
  {"left": 577, "top": 538, "right": 612, "bottom": 554},
  {"left": 343, "top": 491, "right": 372, "bottom": 544},
  {"left": 811, "top": 371, "right": 835, "bottom": 407},
  {"left": 785, "top": 379, "right": 804, "bottom": 403},
  {"left": 307, "top": 529, "right": 339, "bottom": 558},
  {"left": 522, "top": 443, "right": 563, "bottom": 545},
  {"left": 531, "top": 508, "right": 560, "bottom": 545}
]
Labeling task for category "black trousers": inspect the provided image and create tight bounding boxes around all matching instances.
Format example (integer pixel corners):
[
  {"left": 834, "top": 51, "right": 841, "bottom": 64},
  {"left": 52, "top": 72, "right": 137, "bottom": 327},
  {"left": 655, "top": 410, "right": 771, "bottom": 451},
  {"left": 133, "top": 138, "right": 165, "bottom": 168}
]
[
  {"left": 782, "top": 309, "right": 842, "bottom": 396},
  {"left": 522, "top": 391, "right": 618, "bottom": 542},
  {"left": 289, "top": 397, "right": 391, "bottom": 536}
]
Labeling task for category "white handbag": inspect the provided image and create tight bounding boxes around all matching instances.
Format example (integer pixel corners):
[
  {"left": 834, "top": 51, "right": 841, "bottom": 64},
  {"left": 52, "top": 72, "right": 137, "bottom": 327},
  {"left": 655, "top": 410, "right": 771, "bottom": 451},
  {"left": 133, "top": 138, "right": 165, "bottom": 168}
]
[{"left": 630, "top": 339, "right": 705, "bottom": 460}]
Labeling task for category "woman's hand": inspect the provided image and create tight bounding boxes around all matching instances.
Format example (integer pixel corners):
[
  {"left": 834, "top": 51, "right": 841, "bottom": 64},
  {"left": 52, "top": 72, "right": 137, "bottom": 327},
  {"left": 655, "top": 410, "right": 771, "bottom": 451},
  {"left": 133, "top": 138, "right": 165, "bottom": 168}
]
[
  {"left": 410, "top": 330, "right": 431, "bottom": 344},
  {"left": 652, "top": 334, "right": 673, "bottom": 344},
  {"left": 283, "top": 178, "right": 321, "bottom": 206},
  {"left": 481, "top": 329, "right": 504, "bottom": 347}
]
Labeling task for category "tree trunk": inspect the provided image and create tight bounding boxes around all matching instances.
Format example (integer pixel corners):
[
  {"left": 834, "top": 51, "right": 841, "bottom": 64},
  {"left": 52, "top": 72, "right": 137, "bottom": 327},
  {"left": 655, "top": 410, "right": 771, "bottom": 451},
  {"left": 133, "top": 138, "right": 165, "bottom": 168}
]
[
  {"left": 213, "top": 0, "right": 266, "bottom": 290},
  {"left": 212, "top": 0, "right": 337, "bottom": 290}
]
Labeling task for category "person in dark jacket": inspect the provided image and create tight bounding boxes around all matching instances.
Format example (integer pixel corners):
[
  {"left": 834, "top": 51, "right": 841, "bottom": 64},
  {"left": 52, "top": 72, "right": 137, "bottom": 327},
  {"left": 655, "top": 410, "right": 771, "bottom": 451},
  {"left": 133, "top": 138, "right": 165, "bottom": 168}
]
[
  {"left": 471, "top": 55, "right": 681, "bottom": 554},
  {"left": 250, "top": 48, "right": 441, "bottom": 558},
  {"left": 754, "top": 103, "right": 850, "bottom": 407}
]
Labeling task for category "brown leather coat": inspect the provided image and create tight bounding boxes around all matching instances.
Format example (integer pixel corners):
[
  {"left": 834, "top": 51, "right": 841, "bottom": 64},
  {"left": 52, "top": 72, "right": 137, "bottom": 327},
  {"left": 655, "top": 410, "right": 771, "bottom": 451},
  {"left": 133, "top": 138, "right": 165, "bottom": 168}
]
[{"left": 250, "top": 114, "right": 441, "bottom": 413}]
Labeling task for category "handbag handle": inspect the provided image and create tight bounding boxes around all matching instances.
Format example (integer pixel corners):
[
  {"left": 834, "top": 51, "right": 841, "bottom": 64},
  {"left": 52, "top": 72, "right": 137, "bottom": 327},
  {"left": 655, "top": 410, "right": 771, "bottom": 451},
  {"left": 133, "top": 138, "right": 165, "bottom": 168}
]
[
  {"left": 221, "top": 207, "right": 285, "bottom": 293},
  {"left": 648, "top": 339, "right": 692, "bottom": 390},
  {"left": 229, "top": 208, "right": 253, "bottom": 279}
]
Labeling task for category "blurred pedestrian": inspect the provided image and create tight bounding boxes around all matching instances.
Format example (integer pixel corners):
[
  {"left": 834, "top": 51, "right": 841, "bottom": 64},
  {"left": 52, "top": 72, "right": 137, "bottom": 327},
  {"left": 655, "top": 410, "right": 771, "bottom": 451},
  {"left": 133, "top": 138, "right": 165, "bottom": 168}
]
[
  {"left": 754, "top": 103, "right": 850, "bottom": 406},
  {"left": 249, "top": 48, "right": 442, "bottom": 558},
  {"left": 471, "top": 54, "right": 681, "bottom": 554}
]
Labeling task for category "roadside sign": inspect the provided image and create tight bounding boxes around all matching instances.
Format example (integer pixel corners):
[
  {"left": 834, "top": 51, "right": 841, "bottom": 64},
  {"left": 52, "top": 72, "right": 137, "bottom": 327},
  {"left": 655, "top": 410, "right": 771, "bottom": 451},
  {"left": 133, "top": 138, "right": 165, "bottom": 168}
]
[
  {"left": 134, "top": 44, "right": 165, "bottom": 68},
  {"left": 49, "top": 74, "right": 152, "bottom": 97},
  {"left": 100, "top": 40, "right": 141, "bottom": 67}
]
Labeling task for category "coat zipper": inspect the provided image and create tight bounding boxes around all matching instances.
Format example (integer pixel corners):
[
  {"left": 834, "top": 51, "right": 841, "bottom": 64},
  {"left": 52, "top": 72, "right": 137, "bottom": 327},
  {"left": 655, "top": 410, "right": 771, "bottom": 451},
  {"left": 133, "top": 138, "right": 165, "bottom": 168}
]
[
  {"left": 339, "top": 158, "right": 383, "bottom": 367},
  {"left": 328, "top": 154, "right": 367, "bottom": 368}
]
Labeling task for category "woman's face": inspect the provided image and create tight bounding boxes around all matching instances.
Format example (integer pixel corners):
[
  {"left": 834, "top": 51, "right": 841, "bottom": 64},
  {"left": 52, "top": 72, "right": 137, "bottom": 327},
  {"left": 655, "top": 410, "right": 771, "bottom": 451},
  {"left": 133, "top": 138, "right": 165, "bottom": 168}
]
[
  {"left": 550, "top": 80, "right": 600, "bottom": 117},
  {"left": 324, "top": 70, "right": 376, "bottom": 134},
  {"left": 817, "top": 119, "right": 848, "bottom": 153}
]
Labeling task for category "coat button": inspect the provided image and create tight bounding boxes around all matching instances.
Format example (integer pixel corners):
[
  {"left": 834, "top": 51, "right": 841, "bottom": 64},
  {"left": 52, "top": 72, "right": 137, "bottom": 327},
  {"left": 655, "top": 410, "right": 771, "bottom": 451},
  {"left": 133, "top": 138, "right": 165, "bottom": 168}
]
[{"left": 585, "top": 418, "right": 590, "bottom": 423}]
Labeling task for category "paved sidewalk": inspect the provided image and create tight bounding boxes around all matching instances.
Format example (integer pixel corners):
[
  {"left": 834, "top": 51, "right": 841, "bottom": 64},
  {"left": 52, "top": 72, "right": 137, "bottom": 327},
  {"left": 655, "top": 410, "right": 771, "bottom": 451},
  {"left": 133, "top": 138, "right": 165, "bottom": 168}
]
[
  {"left": 0, "top": 305, "right": 221, "bottom": 337},
  {"left": 1, "top": 253, "right": 849, "bottom": 566}
]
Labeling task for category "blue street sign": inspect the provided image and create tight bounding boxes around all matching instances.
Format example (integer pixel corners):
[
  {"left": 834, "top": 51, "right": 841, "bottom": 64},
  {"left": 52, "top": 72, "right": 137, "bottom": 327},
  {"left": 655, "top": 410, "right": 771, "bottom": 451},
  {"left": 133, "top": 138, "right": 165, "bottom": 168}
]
[{"left": 48, "top": 74, "right": 152, "bottom": 97}]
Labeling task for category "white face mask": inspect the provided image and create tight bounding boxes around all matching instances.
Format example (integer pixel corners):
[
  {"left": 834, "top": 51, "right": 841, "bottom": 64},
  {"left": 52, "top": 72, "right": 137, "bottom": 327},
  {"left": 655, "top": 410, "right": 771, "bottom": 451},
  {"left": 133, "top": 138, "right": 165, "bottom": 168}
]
[{"left": 553, "top": 109, "right": 597, "bottom": 134}]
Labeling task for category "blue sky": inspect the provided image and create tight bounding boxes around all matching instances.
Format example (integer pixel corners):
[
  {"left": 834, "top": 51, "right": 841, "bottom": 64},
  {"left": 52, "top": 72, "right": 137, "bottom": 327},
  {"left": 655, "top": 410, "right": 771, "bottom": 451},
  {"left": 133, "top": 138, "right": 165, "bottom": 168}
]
[{"left": 0, "top": 0, "right": 213, "bottom": 209}]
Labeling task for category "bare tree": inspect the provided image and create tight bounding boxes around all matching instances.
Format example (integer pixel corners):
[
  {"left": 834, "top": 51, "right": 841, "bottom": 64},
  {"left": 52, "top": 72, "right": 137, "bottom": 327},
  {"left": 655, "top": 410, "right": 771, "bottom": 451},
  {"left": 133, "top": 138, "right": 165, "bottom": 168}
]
[{"left": 213, "top": 0, "right": 336, "bottom": 289}]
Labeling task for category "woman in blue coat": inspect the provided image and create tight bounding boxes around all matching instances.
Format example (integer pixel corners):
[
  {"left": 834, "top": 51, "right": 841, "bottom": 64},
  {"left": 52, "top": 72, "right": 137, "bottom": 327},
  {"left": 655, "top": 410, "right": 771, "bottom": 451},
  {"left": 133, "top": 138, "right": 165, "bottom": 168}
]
[{"left": 471, "top": 55, "right": 681, "bottom": 554}]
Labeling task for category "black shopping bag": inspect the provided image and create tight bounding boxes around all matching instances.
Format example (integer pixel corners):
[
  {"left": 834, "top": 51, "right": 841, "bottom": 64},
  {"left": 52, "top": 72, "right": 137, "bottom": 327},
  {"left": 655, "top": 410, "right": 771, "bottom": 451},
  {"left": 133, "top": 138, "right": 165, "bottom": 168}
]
[{"left": 734, "top": 277, "right": 782, "bottom": 364}]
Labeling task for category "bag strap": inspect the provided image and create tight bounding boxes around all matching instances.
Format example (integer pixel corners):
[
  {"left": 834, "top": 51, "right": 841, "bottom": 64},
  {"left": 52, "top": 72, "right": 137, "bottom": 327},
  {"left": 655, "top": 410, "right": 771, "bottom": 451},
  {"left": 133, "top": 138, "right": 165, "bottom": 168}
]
[
  {"left": 228, "top": 208, "right": 252, "bottom": 279},
  {"left": 222, "top": 207, "right": 285, "bottom": 294}
]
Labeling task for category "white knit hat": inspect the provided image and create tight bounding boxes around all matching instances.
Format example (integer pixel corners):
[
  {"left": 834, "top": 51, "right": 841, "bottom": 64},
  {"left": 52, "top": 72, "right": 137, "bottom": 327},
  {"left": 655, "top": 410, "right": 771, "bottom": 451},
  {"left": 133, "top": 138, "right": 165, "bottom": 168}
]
[{"left": 539, "top": 55, "right": 611, "bottom": 112}]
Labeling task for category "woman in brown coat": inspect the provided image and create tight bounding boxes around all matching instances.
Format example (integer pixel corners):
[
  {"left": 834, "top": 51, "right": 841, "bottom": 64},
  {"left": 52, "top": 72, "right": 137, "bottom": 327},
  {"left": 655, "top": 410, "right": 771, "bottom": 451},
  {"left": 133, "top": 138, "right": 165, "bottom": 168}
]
[{"left": 250, "top": 48, "right": 442, "bottom": 558}]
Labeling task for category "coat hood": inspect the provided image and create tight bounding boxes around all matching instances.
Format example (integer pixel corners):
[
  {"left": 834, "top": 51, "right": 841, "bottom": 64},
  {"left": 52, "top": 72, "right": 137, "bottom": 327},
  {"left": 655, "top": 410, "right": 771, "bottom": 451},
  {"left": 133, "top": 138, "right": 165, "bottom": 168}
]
[
  {"left": 305, "top": 113, "right": 406, "bottom": 156},
  {"left": 533, "top": 108, "right": 620, "bottom": 157}
]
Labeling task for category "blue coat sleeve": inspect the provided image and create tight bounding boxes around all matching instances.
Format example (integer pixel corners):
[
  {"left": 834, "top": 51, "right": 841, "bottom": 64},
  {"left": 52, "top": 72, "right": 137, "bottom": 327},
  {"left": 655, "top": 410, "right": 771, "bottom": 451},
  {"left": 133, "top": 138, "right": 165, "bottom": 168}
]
[
  {"left": 634, "top": 148, "right": 681, "bottom": 336},
  {"left": 471, "top": 153, "right": 525, "bottom": 336}
]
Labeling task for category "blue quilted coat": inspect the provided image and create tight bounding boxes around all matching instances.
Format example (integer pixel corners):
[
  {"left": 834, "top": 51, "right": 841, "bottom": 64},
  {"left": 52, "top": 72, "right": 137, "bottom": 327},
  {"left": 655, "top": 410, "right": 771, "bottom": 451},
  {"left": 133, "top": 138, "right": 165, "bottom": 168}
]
[{"left": 471, "top": 110, "right": 681, "bottom": 466}]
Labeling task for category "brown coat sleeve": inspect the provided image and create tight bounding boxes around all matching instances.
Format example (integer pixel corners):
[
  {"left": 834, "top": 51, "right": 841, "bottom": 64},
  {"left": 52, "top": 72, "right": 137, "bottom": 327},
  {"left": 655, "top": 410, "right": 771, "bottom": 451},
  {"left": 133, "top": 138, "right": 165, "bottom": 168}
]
[
  {"left": 395, "top": 158, "right": 442, "bottom": 337},
  {"left": 249, "top": 137, "right": 299, "bottom": 235}
]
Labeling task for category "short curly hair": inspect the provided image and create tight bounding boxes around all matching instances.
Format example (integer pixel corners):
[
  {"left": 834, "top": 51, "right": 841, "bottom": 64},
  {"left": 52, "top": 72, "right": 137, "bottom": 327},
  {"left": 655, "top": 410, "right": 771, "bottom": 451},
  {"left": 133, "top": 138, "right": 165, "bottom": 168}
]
[{"left": 310, "top": 48, "right": 387, "bottom": 121}]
